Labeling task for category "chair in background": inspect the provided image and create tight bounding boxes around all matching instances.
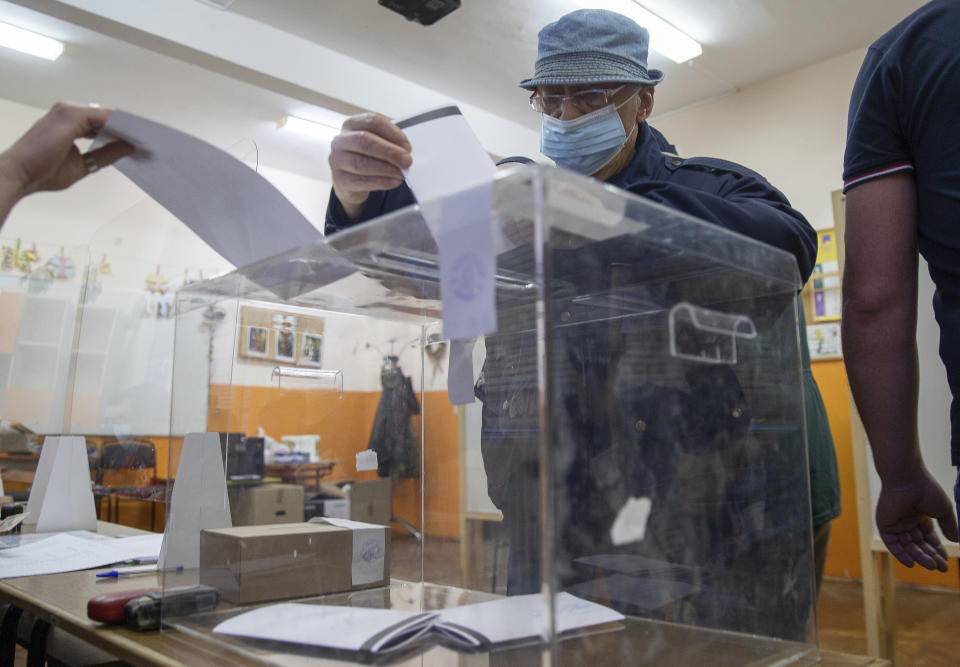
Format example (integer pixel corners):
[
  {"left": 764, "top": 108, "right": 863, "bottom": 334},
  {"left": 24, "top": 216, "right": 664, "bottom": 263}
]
[{"left": 95, "top": 437, "right": 164, "bottom": 531}]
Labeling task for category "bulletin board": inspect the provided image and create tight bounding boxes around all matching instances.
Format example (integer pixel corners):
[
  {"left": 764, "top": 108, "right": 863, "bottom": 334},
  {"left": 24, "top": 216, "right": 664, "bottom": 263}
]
[{"left": 237, "top": 305, "right": 325, "bottom": 367}]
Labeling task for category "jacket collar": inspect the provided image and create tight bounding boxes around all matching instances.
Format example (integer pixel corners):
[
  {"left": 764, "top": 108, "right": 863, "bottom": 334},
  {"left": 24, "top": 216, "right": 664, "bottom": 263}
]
[{"left": 605, "top": 121, "right": 666, "bottom": 188}]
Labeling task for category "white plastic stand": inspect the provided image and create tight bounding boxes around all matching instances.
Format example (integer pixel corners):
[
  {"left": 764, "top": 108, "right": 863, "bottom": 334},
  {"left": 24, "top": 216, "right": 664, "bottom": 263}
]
[
  {"left": 24, "top": 435, "right": 97, "bottom": 533},
  {"left": 159, "top": 432, "right": 231, "bottom": 570}
]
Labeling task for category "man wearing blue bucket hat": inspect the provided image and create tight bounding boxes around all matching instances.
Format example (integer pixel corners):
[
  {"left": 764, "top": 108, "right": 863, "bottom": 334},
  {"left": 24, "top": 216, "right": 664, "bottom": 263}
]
[
  {"left": 326, "top": 8, "right": 822, "bottom": 639},
  {"left": 326, "top": 9, "right": 816, "bottom": 283}
]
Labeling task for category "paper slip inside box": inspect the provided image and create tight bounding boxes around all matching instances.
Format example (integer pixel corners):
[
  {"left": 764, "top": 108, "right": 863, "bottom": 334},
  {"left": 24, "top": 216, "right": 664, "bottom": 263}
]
[{"left": 213, "top": 592, "right": 623, "bottom": 655}]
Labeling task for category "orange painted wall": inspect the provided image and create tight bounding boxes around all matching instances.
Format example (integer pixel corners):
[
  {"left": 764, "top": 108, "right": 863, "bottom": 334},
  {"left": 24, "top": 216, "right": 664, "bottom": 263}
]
[
  {"left": 812, "top": 359, "right": 960, "bottom": 588},
  {"left": 205, "top": 385, "right": 461, "bottom": 539}
]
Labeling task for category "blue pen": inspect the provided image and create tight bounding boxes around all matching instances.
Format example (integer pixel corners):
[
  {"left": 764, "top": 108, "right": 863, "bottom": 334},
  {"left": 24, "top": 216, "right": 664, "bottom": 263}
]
[
  {"left": 112, "top": 555, "right": 159, "bottom": 566},
  {"left": 96, "top": 564, "right": 158, "bottom": 578}
]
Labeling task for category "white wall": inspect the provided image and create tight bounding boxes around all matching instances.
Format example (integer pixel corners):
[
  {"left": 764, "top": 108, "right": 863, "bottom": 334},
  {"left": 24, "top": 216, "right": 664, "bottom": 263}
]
[{"left": 653, "top": 48, "right": 866, "bottom": 232}]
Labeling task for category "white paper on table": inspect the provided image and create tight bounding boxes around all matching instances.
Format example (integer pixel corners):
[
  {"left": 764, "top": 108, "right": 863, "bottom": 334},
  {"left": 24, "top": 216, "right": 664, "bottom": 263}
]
[
  {"left": 214, "top": 603, "right": 438, "bottom": 653},
  {"left": 212, "top": 593, "right": 621, "bottom": 653},
  {"left": 93, "top": 110, "right": 323, "bottom": 269},
  {"left": 435, "top": 592, "right": 624, "bottom": 645},
  {"left": 0, "top": 532, "right": 163, "bottom": 579},
  {"left": 321, "top": 517, "right": 385, "bottom": 586},
  {"left": 398, "top": 107, "right": 498, "bottom": 341}
]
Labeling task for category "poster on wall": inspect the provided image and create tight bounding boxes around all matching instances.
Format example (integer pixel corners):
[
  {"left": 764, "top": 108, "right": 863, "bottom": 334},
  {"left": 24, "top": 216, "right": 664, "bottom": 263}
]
[
  {"left": 811, "top": 230, "right": 841, "bottom": 321},
  {"left": 807, "top": 322, "right": 842, "bottom": 360}
]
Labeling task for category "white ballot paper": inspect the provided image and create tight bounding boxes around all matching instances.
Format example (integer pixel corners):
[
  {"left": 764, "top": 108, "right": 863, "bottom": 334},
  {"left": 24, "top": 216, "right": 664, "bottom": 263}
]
[
  {"left": 213, "top": 592, "right": 623, "bottom": 655},
  {"left": 0, "top": 532, "right": 163, "bottom": 579},
  {"left": 398, "top": 107, "right": 498, "bottom": 342},
  {"left": 93, "top": 111, "right": 323, "bottom": 269}
]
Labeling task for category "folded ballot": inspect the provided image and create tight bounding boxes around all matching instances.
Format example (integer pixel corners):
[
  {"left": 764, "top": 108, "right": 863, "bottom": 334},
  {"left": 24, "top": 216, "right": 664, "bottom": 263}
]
[{"left": 212, "top": 592, "right": 623, "bottom": 655}]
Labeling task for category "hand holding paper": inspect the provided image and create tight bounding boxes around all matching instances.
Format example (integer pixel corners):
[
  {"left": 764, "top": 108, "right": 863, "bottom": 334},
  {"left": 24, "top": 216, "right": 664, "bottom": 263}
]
[
  {"left": 0, "top": 103, "right": 132, "bottom": 225},
  {"left": 329, "top": 112, "right": 412, "bottom": 220}
]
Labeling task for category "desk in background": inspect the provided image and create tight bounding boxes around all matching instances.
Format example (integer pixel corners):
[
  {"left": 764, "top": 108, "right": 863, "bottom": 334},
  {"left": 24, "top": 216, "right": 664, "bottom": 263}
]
[{"left": 262, "top": 460, "right": 338, "bottom": 490}]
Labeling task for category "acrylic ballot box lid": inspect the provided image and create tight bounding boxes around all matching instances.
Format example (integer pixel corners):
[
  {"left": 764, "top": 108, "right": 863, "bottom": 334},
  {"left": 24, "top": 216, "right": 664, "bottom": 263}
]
[{"left": 164, "top": 165, "right": 817, "bottom": 666}]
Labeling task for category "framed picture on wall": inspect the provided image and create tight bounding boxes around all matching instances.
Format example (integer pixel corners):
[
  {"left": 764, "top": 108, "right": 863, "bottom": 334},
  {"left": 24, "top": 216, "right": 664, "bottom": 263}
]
[
  {"left": 275, "top": 329, "right": 296, "bottom": 362},
  {"left": 245, "top": 325, "right": 269, "bottom": 359},
  {"left": 300, "top": 333, "right": 323, "bottom": 367},
  {"left": 238, "top": 305, "right": 322, "bottom": 363}
]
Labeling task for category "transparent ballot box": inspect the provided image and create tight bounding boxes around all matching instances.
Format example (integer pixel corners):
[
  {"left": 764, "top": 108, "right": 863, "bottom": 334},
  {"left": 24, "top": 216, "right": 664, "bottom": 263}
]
[{"left": 162, "top": 165, "right": 817, "bottom": 665}]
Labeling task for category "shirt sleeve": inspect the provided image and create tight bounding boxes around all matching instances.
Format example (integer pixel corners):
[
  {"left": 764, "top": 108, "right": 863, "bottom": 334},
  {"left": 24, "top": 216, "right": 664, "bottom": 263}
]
[
  {"left": 324, "top": 183, "right": 417, "bottom": 236},
  {"left": 842, "top": 46, "right": 914, "bottom": 193}
]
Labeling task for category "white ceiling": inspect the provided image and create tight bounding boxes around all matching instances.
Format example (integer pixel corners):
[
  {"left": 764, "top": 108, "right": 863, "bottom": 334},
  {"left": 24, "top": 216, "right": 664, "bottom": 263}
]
[
  {"left": 226, "top": 0, "right": 927, "bottom": 126},
  {"left": 0, "top": 0, "right": 928, "bottom": 183}
]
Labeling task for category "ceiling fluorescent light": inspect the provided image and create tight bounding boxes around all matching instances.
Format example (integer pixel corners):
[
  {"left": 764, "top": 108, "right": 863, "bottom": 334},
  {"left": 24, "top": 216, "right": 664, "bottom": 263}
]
[
  {"left": 0, "top": 21, "right": 64, "bottom": 61},
  {"left": 278, "top": 115, "right": 343, "bottom": 143},
  {"left": 578, "top": 1, "right": 701, "bottom": 64}
]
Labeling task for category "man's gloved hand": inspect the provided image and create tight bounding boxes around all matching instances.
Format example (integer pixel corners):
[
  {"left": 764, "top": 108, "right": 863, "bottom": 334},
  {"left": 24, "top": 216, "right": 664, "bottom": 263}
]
[{"left": 876, "top": 467, "right": 959, "bottom": 571}]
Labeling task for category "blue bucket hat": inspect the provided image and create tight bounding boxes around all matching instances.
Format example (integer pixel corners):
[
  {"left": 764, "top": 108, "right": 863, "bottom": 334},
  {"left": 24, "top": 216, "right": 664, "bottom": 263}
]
[{"left": 519, "top": 9, "right": 665, "bottom": 91}]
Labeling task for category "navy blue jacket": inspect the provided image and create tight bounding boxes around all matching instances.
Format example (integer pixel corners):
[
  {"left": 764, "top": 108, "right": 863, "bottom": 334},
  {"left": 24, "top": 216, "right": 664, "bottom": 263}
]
[{"left": 325, "top": 122, "right": 817, "bottom": 284}]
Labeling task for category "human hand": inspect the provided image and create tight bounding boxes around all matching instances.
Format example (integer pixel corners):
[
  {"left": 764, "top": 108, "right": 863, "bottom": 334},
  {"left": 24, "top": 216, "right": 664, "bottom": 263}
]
[
  {"left": 876, "top": 468, "right": 959, "bottom": 571},
  {"left": 0, "top": 103, "right": 133, "bottom": 200},
  {"left": 328, "top": 112, "right": 412, "bottom": 220}
]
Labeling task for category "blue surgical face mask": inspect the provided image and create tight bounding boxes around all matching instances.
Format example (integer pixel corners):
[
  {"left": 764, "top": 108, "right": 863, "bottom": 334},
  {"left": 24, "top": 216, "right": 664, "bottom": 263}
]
[{"left": 540, "top": 100, "right": 636, "bottom": 176}]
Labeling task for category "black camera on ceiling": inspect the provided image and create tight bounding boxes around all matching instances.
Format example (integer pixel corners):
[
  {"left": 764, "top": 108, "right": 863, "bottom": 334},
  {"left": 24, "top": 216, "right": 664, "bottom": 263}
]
[{"left": 378, "top": 0, "right": 460, "bottom": 26}]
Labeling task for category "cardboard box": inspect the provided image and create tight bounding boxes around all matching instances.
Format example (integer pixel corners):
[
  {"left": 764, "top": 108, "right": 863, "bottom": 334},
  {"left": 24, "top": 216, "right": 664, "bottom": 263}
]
[
  {"left": 309, "top": 479, "right": 391, "bottom": 525},
  {"left": 200, "top": 520, "right": 390, "bottom": 604},
  {"left": 228, "top": 483, "right": 303, "bottom": 526}
]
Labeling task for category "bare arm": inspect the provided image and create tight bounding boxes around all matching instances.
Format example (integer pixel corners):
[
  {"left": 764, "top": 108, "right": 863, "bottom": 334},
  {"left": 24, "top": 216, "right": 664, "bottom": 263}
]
[
  {"left": 843, "top": 173, "right": 959, "bottom": 570},
  {"left": 0, "top": 103, "right": 133, "bottom": 226}
]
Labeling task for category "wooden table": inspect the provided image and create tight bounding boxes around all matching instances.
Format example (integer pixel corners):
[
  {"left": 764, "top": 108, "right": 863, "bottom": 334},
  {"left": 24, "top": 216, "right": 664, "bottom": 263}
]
[
  {"left": 0, "top": 452, "right": 40, "bottom": 471},
  {"left": 0, "top": 532, "right": 891, "bottom": 667},
  {"left": 262, "top": 460, "right": 339, "bottom": 489},
  {"left": 0, "top": 452, "right": 39, "bottom": 494}
]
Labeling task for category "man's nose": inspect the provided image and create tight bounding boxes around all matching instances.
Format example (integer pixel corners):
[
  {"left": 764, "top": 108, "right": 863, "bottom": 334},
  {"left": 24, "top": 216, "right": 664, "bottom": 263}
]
[{"left": 558, "top": 97, "right": 581, "bottom": 121}]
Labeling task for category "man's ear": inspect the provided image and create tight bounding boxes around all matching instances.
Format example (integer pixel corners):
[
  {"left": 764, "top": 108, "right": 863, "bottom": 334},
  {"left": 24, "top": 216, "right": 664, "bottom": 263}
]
[{"left": 638, "top": 86, "right": 655, "bottom": 121}]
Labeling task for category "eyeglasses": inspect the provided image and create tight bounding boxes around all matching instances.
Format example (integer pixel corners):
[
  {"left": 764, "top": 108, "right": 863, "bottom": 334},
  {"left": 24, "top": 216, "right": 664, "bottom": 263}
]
[{"left": 529, "top": 85, "right": 628, "bottom": 116}]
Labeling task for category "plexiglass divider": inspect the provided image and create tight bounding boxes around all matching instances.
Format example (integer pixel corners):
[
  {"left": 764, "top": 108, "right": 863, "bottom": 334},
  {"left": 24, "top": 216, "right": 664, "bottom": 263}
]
[
  {"left": 0, "top": 239, "right": 88, "bottom": 448},
  {"left": 158, "top": 165, "right": 817, "bottom": 666}
]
